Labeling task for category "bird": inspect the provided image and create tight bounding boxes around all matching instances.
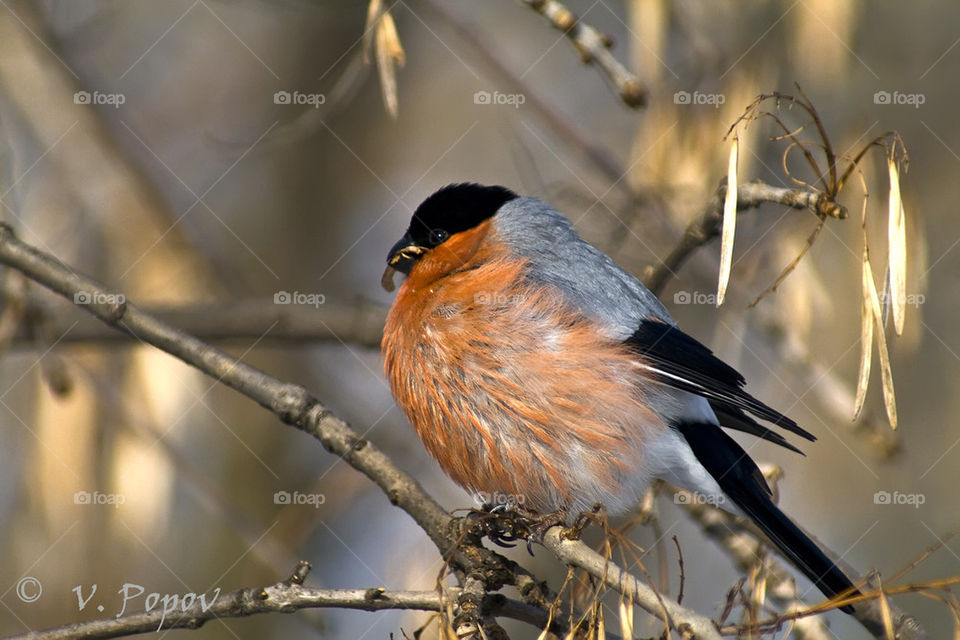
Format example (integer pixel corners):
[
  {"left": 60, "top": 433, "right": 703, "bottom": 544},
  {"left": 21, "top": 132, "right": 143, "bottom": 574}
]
[{"left": 380, "top": 182, "right": 859, "bottom": 612}]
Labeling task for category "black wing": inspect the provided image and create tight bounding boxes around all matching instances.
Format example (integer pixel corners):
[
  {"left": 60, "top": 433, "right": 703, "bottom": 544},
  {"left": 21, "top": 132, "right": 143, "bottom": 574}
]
[{"left": 625, "top": 318, "right": 814, "bottom": 447}]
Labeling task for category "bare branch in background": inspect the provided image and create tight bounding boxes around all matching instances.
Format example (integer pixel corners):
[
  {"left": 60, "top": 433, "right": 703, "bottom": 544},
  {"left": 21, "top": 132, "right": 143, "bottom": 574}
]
[
  {"left": 4, "top": 298, "right": 387, "bottom": 349},
  {"left": 0, "top": 0, "right": 231, "bottom": 294},
  {"left": 518, "top": 0, "right": 647, "bottom": 108},
  {"left": 642, "top": 180, "right": 846, "bottom": 296},
  {"left": 417, "top": 0, "right": 633, "bottom": 190}
]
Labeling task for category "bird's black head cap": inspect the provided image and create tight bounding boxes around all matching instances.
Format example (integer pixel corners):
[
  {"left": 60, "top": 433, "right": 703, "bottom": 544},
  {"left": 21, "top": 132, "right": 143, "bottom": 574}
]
[
  {"left": 381, "top": 184, "right": 518, "bottom": 288},
  {"left": 405, "top": 183, "right": 518, "bottom": 248}
]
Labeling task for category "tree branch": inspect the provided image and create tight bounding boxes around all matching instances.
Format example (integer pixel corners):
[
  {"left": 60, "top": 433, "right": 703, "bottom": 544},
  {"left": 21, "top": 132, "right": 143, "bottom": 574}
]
[
  {"left": 518, "top": 0, "right": 647, "bottom": 108},
  {"left": 417, "top": 0, "right": 633, "bottom": 190},
  {"left": 643, "top": 181, "right": 847, "bottom": 295},
  {"left": 541, "top": 528, "right": 723, "bottom": 640},
  {"left": 6, "top": 299, "right": 386, "bottom": 349},
  {"left": 0, "top": 0, "right": 232, "bottom": 293},
  {"left": 5, "top": 561, "right": 550, "bottom": 640}
]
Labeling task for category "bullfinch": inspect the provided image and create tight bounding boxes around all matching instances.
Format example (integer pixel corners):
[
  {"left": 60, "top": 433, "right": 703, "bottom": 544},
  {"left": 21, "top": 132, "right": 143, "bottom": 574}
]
[{"left": 381, "top": 183, "right": 858, "bottom": 611}]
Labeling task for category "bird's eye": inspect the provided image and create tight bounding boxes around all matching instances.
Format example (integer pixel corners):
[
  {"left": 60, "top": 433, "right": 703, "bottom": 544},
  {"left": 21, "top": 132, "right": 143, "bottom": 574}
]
[{"left": 429, "top": 229, "right": 450, "bottom": 245}]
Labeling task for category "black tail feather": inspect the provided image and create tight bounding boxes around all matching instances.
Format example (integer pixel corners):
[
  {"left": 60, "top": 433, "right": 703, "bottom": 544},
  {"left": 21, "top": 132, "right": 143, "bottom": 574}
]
[
  {"left": 674, "top": 422, "right": 859, "bottom": 613},
  {"left": 709, "top": 402, "right": 806, "bottom": 454}
]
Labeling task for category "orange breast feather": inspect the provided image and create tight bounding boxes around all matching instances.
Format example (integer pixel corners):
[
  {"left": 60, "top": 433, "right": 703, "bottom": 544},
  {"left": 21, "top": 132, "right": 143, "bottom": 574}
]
[{"left": 382, "top": 225, "right": 664, "bottom": 513}]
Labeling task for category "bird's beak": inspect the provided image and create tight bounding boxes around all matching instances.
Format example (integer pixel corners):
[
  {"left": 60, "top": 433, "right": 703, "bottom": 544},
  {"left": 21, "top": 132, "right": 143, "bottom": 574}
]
[{"left": 381, "top": 233, "right": 427, "bottom": 292}]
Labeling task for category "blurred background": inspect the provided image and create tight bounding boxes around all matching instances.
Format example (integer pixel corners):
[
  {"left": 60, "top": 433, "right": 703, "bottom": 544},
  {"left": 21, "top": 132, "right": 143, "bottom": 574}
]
[{"left": 0, "top": 0, "right": 956, "bottom": 637}]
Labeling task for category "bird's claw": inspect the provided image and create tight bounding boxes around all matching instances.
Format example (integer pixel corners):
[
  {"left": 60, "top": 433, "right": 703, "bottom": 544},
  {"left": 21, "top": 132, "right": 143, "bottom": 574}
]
[
  {"left": 469, "top": 503, "right": 522, "bottom": 548},
  {"left": 487, "top": 524, "right": 521, "bottom": 549},
  {"left": 477, "top": 506, "right": 570, "bottom": 556}
]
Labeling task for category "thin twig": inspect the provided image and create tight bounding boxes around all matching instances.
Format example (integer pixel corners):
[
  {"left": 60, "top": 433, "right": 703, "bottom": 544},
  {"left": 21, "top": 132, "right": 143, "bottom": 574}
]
[
  {"left": 518, "top": 0, "right": 647, "bottom": 108},
  {"left": 672, "top": 535, "right": 686, "bottom": 606},
  {"left": 541, "top": 528, "right": 723, "bottom": 640},
  {"left": 4, "top": 298, "right": 387, "bottom": 349},
  {"left": 643, "top": 180, "right": 846, "bottom": 295},
  {"left": 0, "top": 0, "right": 234, "bottom": 293},
  {"left": 417, "top": 0, "right": 632, "bottom": 188}
]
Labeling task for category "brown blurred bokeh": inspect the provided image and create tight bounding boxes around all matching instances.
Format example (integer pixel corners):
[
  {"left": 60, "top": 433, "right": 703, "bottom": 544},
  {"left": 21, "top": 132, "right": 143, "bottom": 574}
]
[{"left": 0, "top": 0, "right": 957, "bottom": 638}]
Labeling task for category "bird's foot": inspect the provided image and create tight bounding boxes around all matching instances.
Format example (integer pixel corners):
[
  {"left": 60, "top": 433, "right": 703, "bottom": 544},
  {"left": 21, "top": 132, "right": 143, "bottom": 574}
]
[
  {"left": 504, "top": 506, "right": 569, "bottom": 556},
  {"left": 471, "top": 503, "right": 570, "bottom": 554},
  {"left": 469, "top": 502, "right": 524, "bottom": 549},
  {"left": 520, "top": 507, "right": 569, "bottom": 546}
]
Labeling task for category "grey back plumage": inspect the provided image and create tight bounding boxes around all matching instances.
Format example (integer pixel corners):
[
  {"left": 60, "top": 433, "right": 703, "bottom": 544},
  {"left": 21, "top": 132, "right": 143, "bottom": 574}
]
[{"left": 492, "top": 197, "right": 673, "bottom": 340}]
